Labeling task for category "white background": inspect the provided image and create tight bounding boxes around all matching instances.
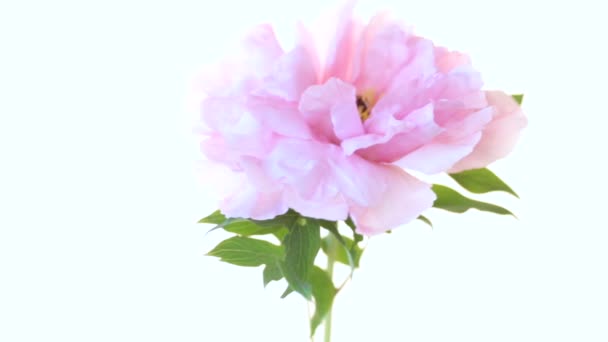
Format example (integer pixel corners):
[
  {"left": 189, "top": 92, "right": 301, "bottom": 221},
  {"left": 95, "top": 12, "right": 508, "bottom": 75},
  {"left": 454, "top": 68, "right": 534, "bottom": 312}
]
[{"left": 1, "top": 0, "right": 607, "bottom": 341}]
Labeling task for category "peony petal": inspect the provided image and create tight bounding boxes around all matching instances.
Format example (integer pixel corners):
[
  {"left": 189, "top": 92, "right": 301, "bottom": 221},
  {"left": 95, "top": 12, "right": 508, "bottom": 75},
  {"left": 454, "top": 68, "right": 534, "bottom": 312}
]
[
  {"left": 195, "top": 24, "right": 284, "bottom": 98},
  {"left": 299, "top": 78, "right": 364, "bottom": 142},
  {"left": 257, "top": 45, "right": 319, "bottom": 102},
  {"left": 434, "top": 47, "right": 471, "bottom": 73},
  {"left": 321, "top": 0, "right": 361, "bottom": 82},
  {"left": 200, "top": 135, "right": 239, "bottom": 168},
  {"left": 353, "top": 15, "right": 411, "bottom": 93},
  {"left": 265, "top": 139, "right": 340, "bottom": 201},
  {"left": 285, "top": 189, "right": 348, "bottom": 221},
  {"left": 441, "top": 107, "right": 493, "bottom": 138},
  {"left": 239, "top": 156, "right": 283, "bottom": 191},
  {"left": 449, "top": 91, "right": 527, "bottom": 172},
  {"left": 329, "top": 151, "right": 384, "bottom": 207},
  {"left": 364, "top": 38, "right": 437, "bottom": 132},
  {"left": 246, "top": 96, "right": 312, "bottom": 139},
  {"left": 241, "top": 24, "right": 284, "bottom": 75},
  {"left": 260, "top": 139, "right": 349, "bottom": 220},
  {"left": 348, "top": 164, "right": 435, "bottom": 235},
  {"left": 341, "top": 103, "right": 442, "bottom": 158},
  {"left": 350, "top": 11, "right": 392, "bottom": 84},
  {"left": 221, "top": 154, "right": 288, "bottom": 220},
  {"left": 356, "top": 104, "right": 443, "bottom": 162},
  {"left": 393, "top": 133, "right": 481, "bottom": 174},
  {"left": 200, "top": 98, "right": 276, "bottom": 160},
  {"left": 390, "top": 107, "right": 492, "bottom": 174},
  {"left": 196, "top": 159, "right": 245, "bottom": 203},
  {"left": 296, "top": 21, "right": 322, "bottom": 84},
  {"left": 201, "top": 97, "right": 251, "bottom": 132},
  {"left": 220, "top": 181, "right": 288, "bottom": 220},
  {"left": 430, "top": 66, "right": 485, "bottom": 125},
  {"left": 326, "top": 80, "right": 365, "bottom": 140}
]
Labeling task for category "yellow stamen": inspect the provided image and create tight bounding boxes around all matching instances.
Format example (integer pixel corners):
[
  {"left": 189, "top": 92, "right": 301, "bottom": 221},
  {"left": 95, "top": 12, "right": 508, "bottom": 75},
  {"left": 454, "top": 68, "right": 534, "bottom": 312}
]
[{"left": 356, "top": 89, "right": 376, "bottom": 122}]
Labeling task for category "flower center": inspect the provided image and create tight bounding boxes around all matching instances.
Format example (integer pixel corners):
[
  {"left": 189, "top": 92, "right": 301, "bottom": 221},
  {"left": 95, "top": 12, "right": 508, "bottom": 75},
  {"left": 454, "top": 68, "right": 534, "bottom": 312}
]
[
  {"left": 356, "top": 96, "right": 370, "bottom": 121},
  {"left": 356, "top": 90, "right": 376, "bottom": 122}
]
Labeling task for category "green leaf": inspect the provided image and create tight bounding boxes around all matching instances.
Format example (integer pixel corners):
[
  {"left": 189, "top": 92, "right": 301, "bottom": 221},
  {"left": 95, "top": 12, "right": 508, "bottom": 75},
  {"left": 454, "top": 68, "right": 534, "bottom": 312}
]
[
  {"left": 280, "top": 286, "right": 294, "bottom": 299},
  {"left": 321, "top": 235, "right": 363, "bottom": 268},
  {"left": 344, "top": 217, "right": 356, "bottom": 231},
  {"left": 262, "top": 262, "right": 283, "bottom": 287},
  {"left": 512, "top": 94, "right": 524, "bottom": 105},
  {"left": 309, "top": 266, "right": 337, "bottom": 337},
  {"left": 199, "top": 210, "right": 289, "bottom": 237},
  {"left": 417, "top": 215, "right": 433, "bottom": 228},
  {"left": 198, "top": 210, "right": 226, "bottom": 224},
  {"left": 319, "top": 220, "right": 362, "bottom": 272},
  {"left": 207, "top": 236, "right": 284, "bottom": 267},
  {"left": 281, "top": 217, "right": 321, "bottom": 300},
  {"left": 449, "top": 168, "right": 519, "bottom": 198},
  {"left": 265, "top": 209, "right": 300, "bottom": 227},
  {"left": 344, "top": 217, "right": 363, "bottom": 244},
  {"left": 272, "top": 228, "right": 289, "bottom": 242},
  {"left": 254, "top": 210, "right": 300, "bottom": 241},
  {"left": 222, "top": 220, "right": 286, "bottom": 236},
  {"left": 318, "top": 219, "right": 338, "bottom": 232},
  {"left": 353, "top": 232, "right": 363, "bottom": 244},
  {"left": 432, "top": 184, "right": 515, "bottom": 217}
]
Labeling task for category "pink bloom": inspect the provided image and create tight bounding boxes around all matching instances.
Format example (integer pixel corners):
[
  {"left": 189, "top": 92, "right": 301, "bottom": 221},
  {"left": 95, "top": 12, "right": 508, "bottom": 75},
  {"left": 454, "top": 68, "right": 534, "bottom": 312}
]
[{"left": 196, "top": 2, "right": 526, "bottom": 235}]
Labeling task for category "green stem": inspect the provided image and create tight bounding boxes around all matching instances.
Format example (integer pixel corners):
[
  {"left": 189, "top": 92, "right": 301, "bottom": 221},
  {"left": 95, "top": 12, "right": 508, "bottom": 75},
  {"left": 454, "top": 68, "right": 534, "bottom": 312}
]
[{"left": 323, "top": 235, "right": 336, "bottom": 342}]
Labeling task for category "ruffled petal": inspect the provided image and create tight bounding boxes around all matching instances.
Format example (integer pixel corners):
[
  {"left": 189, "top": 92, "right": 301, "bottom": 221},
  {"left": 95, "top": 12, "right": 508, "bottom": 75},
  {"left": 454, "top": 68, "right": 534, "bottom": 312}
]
[
  {"left": 329, "top": 151, "right": 384, "bottom": 207},
  {"left": 450, "top": 91, "right": 527, "bottom": 172},
  {"left": 364, "top": 38, "right": 437, "bottom": 132},
  {"left": 348, "top": 164, "right": 435, "bottom": 235},
  {"left": 393, "top": 106, "right": 494, "bottom": 174},
  {"left": 264, "top": 139, "right": 339, "bottom": 200},
  {"left": 321, "top": 0, "right": 361, "bottom": 82},
  {"left": 393, "top": 133, "right": 481, "bottom": 174},
  {"left": 195, "top": 24, "right": 284, "bottom": 98},
  {"left": 200, "top": 98, "right": 276, "bottom": 160},
  {"left": 299, "top": 78, "right": 364, "bottom": 142},
  {"left": 246, "top": 97, "right": 312, "bottom": 139},
  {"left": 256, "top": 45, "right": 319, "bottom": 102},
  {"left": 200, "top": 135, "right": 238, "bottom": 167},
  {"left": 220, "top": 182, "right": 288, "bottom": 220},
  {"left": 285, "top": 190, "right": 348, "bottom": 221},
  {"left": 260, "top": 139, "right": 349, "bottom": 220},
  {"left": 341, "top": 103, "right": 442, "bottom": 159},
  {"left": 353, "top": 14, "right": 411, "bottom": 93},
  {"left": 434, "top": 47, "right": 471, "bottom": 73},
  {"left": 241, "top": 24, "right": 285, "bottom": 75}
]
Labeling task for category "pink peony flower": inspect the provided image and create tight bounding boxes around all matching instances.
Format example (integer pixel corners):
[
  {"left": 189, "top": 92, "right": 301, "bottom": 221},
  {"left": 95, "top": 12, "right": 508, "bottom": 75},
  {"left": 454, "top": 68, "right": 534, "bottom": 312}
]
[{"left": 196, "top": 2, "right": 526, "bottom": 235}]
